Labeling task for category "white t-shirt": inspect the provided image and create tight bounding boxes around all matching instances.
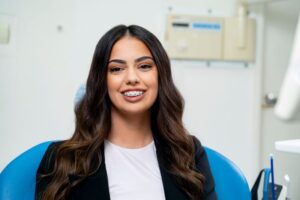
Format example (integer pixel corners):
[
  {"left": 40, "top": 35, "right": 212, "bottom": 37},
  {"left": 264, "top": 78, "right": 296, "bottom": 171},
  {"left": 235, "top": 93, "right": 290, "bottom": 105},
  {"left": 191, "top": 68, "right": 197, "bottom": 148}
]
[{"left": 104, "top": 140, "right": 166, "bottom": 200}]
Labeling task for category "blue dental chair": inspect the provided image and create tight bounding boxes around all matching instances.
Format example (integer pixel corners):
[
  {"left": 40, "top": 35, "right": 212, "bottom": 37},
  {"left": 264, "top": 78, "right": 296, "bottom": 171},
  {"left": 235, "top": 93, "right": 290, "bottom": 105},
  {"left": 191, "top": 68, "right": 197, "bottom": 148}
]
[
  {"left": 0, "top": 86, "right": 251, "bottom": 199},
  {"left": 0, "top": 141, "right": 251, "bottom": 200}
]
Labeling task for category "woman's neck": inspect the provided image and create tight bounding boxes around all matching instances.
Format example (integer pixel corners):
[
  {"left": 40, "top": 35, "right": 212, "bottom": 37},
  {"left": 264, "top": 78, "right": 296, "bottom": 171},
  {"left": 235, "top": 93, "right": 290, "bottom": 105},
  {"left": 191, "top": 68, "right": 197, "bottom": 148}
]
[{"left": 108, "top": 108, "right": 153, "bottom": 148}]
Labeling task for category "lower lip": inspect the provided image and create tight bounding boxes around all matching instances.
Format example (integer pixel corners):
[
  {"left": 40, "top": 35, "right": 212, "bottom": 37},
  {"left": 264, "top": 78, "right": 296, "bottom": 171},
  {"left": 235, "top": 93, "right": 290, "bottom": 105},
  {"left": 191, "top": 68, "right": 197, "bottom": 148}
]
[{"left": 122, "top": 92, "right": 145, "bottom": 103}]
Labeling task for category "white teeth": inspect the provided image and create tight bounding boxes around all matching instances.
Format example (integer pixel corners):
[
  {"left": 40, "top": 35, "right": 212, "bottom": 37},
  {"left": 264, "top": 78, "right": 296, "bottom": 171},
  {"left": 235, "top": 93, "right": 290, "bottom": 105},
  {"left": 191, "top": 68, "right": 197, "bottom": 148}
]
[{"left": 123, "top": 91, "right": 144, "bottom": 97}]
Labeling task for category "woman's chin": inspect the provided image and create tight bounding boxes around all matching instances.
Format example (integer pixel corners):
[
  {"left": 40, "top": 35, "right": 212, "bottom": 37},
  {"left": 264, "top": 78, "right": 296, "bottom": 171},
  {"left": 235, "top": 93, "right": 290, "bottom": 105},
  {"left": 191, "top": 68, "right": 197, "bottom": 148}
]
[{"left": 114, "top": 107, "right": 151, "bottom": 117}]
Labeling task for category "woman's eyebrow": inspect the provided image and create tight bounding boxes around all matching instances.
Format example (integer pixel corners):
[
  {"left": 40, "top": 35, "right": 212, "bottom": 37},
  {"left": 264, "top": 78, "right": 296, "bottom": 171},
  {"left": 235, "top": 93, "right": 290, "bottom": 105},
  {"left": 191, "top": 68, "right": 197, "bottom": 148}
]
[
  {"left": 108, "top": 59, "right": 126, "bottom": 64},
  {"left": 108, "top": 56, "right": 153, "bottom": 64},
  {"left": 135, "top": 56, "right": 153, "bottom": 63}
]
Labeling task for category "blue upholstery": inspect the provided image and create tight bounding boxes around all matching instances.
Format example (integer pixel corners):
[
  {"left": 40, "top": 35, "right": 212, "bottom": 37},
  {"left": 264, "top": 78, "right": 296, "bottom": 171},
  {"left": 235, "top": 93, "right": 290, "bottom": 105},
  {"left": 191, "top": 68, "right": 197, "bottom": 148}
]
[
  {"left": 0, "top": 142, "right": 250, "bottom": 200},
  {"left": 74, "top": 84, "right": 86, "bottom": 105},
  {"left": 0, "top": 141, "right": 52, "bottom": 200},
  {"left": 205, "top": 147, "right": 251, "bottom": 200}
]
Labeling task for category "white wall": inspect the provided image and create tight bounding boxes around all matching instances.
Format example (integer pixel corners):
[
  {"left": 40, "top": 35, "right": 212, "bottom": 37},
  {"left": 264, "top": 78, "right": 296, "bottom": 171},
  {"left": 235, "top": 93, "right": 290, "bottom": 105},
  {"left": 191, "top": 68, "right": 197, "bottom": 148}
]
[
  {"left": 0, "top": 0, "right": 77, "bottom": 169},
  {"left": 0, "top": 0, "right": 261, "bottom": 187}
]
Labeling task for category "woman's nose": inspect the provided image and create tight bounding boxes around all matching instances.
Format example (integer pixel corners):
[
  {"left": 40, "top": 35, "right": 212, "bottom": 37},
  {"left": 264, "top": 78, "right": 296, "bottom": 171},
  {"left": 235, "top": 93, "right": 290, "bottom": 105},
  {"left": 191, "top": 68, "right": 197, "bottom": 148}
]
[{"left": 125, "top": 67, "right": 140, "bottom": 85}]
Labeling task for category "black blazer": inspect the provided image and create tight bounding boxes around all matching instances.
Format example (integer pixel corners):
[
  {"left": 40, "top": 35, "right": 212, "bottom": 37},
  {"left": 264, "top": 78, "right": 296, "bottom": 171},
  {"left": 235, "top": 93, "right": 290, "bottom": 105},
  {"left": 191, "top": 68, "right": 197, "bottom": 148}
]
[{"left": 35, "top": 136, "right": 217, "bottom": 200}]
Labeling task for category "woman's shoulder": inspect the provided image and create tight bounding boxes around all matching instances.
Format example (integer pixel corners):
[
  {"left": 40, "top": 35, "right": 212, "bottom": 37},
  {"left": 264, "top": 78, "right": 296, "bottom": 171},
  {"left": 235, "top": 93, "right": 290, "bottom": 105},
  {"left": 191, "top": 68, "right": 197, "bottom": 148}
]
[
  {"left": 189, "top": 135, "right": 210, "bottom": 172},
  {"left": 189, "top": 135, "right": 205, "bottom": 158},
  {"left": 35, "top": 141, "right": 65, "bottom": 199},
  {"left": 189, "top": 135, "right": 217, "bottom": 199},
  {"left": 46, "top": 140, "right": 64, "bottom": 152},
  {"left": 37, "top": 141, "right": 64, "bottom": 173},
  {"left": 190, "top": 135, "right": 202, "bottom": 146}
]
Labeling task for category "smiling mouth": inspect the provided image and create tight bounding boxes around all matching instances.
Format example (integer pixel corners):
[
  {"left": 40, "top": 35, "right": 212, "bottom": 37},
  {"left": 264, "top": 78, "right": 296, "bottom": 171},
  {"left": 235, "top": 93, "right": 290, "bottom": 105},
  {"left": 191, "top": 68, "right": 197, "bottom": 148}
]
[{"left": 122, "top": 91, "right": 145, "bottom": 97}]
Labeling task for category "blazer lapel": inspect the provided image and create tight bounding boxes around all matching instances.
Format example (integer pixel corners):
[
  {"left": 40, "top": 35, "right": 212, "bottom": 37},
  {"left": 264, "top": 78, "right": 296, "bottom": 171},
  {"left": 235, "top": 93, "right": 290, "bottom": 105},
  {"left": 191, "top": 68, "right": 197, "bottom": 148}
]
[
  {"left": 159, "top": 165, "right": 188, "bottom": 200},
  {"left": 68, "top": 145, "right": 110, "bottom": 200},
  {"left": 155, "top": 141, "right": 188, "bottom": 200}
]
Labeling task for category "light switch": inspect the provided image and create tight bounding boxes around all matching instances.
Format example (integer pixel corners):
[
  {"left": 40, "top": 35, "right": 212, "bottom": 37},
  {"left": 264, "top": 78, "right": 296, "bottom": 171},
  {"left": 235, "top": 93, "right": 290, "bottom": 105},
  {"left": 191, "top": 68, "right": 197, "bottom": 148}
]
[{"left": 0, "top": 23, "right": 10, "bottom": 44}]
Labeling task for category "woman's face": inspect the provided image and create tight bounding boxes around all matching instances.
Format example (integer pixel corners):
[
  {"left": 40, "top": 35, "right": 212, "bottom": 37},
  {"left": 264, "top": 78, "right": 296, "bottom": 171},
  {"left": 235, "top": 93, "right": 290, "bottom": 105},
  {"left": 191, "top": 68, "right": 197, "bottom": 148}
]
[{"left": 107, "top": 36, "right": 158, "bottom": 115}]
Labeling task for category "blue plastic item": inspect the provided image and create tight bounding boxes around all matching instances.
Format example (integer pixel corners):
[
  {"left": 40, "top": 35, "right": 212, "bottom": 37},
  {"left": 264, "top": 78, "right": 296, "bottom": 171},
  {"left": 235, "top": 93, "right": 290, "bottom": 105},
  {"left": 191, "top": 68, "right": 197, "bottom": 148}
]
[
  {"left": 205, "top": 147, "right": 251, "bottom": 200},
  {"left": 74, "top": 84, "right": 86, "bottom": 105},
  {"left": 262, "top": 168, "right": 271, "bottom": 200},
  {"left": 0, "top": 142, "right": 251, "bottom": 200}
]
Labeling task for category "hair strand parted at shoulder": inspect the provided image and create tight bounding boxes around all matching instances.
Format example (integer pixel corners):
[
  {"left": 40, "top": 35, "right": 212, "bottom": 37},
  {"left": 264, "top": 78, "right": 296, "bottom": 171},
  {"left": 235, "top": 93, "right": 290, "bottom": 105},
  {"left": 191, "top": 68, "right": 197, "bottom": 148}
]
[{"left": 39, "top": 24, "right": 205, "bottom": 200}]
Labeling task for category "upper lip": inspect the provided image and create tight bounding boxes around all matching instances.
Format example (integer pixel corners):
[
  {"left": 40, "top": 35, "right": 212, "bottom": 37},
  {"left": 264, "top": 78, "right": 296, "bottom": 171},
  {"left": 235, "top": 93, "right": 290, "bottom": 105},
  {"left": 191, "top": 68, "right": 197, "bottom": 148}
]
[{"left": 121, "top": 88, "right": 146, "bottom": 93}]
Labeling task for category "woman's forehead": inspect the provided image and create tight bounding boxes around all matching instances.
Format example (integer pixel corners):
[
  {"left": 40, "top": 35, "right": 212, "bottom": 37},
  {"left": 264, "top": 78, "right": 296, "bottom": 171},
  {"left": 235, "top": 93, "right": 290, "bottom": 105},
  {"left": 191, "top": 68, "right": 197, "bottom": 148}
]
[{"left": 109, "top": 36, "right": 152, "bottom": 60}]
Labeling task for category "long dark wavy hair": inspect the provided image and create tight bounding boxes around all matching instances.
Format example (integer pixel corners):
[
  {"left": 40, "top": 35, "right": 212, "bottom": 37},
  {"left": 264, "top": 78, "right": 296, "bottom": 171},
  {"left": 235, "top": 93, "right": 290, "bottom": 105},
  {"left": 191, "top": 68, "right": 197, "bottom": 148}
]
[{"left": 40, "top": 25, "right": 205, "bottom": 199}]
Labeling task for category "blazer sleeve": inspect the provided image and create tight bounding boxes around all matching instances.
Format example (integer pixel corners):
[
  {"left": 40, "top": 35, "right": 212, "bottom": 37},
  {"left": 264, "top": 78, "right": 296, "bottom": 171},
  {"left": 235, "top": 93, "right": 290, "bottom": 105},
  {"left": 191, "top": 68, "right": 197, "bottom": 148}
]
[
  {"left": 192, "top": 136, "right": 218, "bottom": 200},
  {"left": 35, "top": 141, "right": 62, "bottom": 200}
]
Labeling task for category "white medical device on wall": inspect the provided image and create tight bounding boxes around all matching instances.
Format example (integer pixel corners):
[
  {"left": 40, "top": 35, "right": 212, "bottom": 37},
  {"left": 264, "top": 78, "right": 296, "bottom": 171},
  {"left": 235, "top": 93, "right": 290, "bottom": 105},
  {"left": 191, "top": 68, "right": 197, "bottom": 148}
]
[
  {"left": 274, "top": 12, "right": 300, "bottom": 155},
  {"left": 165, "top": 13, "right": 256, "bottom": 61},
  {"left": 274, "top": 13, "right": 300, "bottom": 121}
]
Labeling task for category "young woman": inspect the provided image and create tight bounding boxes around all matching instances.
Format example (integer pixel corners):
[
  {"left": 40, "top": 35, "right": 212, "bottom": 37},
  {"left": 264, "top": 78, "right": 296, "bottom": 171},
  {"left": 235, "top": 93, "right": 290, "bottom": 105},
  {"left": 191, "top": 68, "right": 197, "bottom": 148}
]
[{"left": 35, "top": 25, "right": 217, "bottom": 200}]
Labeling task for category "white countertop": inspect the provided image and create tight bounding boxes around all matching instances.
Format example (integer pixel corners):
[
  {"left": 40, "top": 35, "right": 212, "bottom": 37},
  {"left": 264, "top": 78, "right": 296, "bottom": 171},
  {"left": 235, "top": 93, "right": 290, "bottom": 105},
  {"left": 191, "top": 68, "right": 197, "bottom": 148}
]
[{"left": 275, "top": 139, "right": 300, "bottom": 154}]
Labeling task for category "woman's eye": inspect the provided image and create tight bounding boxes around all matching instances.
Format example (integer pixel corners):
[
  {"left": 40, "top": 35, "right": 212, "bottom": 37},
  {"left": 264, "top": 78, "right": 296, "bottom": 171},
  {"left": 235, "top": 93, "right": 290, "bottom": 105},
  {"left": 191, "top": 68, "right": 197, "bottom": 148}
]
[
  {"left": 109, "top": 67, "right": 123, "bottom": 73},
  {"left": 139, "top": 64, "right": 152, "bottom": 71}
]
